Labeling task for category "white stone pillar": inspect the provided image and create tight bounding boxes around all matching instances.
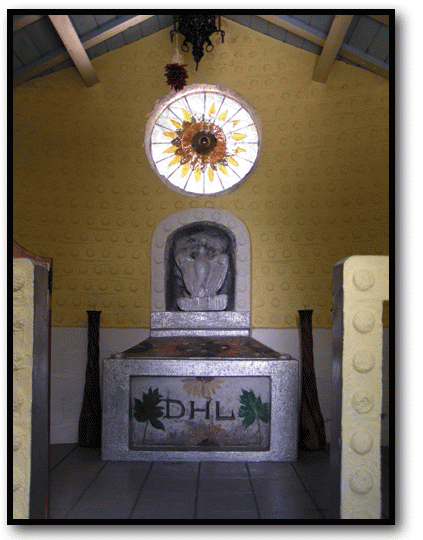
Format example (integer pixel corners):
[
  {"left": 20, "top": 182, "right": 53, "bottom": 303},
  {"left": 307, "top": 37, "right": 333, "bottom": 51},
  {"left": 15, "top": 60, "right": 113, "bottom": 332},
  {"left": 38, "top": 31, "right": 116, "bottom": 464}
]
[
  {"left": 331, "top": 255, "right": 389, "bottom": 519},
  {"left": 13, "top": 259, "right": 35, "bottom": 519}
]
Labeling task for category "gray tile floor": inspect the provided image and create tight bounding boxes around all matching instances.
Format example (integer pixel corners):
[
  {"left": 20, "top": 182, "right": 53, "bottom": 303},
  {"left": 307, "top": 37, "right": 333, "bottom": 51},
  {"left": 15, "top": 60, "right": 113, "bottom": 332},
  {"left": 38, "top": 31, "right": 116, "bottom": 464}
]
[{"left": 48, "top": 444, "right": 390, "bottom": 521}]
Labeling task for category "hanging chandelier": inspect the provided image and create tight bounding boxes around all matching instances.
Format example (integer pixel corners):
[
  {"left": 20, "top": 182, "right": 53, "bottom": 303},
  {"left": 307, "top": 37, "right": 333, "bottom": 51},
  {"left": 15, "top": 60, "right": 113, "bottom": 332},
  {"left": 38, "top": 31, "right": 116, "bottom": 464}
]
[{"left": 170, "top": 15, "right": 225, "bottom": 70}]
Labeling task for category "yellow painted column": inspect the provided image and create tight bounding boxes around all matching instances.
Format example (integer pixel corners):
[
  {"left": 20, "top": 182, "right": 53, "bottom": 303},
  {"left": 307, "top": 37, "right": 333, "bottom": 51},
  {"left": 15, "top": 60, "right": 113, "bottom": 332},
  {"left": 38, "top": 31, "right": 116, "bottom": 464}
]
[
  {"left": 331, "top": 255, "right": 389, "bottom": 519},
  {"left": 13, "top": 259, "right": 35, "bottom": 519}
]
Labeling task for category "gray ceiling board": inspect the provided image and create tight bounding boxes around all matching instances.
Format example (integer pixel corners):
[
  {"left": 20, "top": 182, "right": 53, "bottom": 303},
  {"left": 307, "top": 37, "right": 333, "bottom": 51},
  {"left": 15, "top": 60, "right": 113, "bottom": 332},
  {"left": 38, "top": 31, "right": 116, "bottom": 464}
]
[
  {"left": 302, "top": 40, "right": 322, "bottom": 56},
  {"left": 13, "top": 52, "right": 23, "bottom": 70},
  {"left": 283, "top": 31, "right": 306, "bottom": 50},
  {"left": 139, "top": 16, "right": 161, "bottom": 38},
  {"left": 87, "top": 41, "right": 108, "bottom": 60},
  {"left": 38, "top": 67, "right": 53, "bottom": 77},
  {"left": 94, "top": 15, "right": 117, "bottom": 26},
  {"left": 13, "top": 44, "right": 68, "bottom": 80},
  {"left": 266, "top": 23, "right": 287, "bottom": 42},
  {"left": 309, "top": 14, "right": 334, "bottom": 34},
  {"left": 24, "top": 17, "right": 62, "bottom": 55},
  {"left": 79, "top": 15, "right": 141, "bottom": 45},
  {"left": 366, "top": 25, "right": 389, "bottom": 61},
  {"left": 50, "top": 58, "right": 73, "bottom": 73},
  {"left": 272, "top": 15, "right": 328, "bottom": 41},
  {"left": 122, "top": 23, "right": 145, "bottom": 45},
  {"left": 341, "top": 42, "right": 389, "bottom": 71},
  {"left": 13, "top": 28, "right": 42, "bottom": 65},
  {"left": 12, "top": 14, "right": 390, "bottom": 85},
  {"left": 103, "top": 32, "right": 126, "bottom": 52},
  {"left": 158, "top": 14, "right": 174, "bottom": 30},
  {"left": 291, "top": 14, "right": 312, "bottom": 25},
  {"left": 226, "top": 14, "right": 252, "bottom": 28},
  {"left": 70, "top": 14, "right": 98, "bottom": 37},
  {"left": 344, "top": 15, "right": 360, "bottom": 42},
  {"left": 250, "top": 16, "right": 269, "bottom": 36},
  {"left": 346, "top": 16, "right": 380, "bottom": 52},
  {"left": 337, "top": 55, "right": 360, "bottom": 68}
]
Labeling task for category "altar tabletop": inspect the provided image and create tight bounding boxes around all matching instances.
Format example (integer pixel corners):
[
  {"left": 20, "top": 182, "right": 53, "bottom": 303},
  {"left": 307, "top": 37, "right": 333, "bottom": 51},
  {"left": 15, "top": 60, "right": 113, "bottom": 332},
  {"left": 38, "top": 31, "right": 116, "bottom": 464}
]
[{"left": 123, "top": 336, "right": 291, "bottom": 360}]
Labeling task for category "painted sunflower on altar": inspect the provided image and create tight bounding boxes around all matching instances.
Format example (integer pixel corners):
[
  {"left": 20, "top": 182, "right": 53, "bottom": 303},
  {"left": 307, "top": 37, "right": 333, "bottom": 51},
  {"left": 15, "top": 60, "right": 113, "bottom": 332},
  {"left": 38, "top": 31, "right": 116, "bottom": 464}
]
[{"left": 181, "top": 376, "right": 224, "bottom": 398}]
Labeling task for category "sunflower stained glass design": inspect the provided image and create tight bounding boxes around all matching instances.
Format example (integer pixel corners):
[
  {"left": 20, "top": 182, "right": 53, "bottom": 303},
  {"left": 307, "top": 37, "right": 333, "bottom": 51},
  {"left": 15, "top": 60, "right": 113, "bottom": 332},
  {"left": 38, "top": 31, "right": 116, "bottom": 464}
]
[{"left": 145, "top": 84, "right": 262, "bottom": 196}]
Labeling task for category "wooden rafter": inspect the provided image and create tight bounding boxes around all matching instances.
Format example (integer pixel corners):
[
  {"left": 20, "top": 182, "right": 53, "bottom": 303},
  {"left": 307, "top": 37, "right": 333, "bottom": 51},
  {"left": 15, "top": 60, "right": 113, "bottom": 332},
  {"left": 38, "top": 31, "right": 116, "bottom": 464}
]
[
  {"left": 13, "top": 50, "right": 70, "bottom": 88},
  {"left": 13, "top": 14, "right": 154, "bottom": 88},
  {"left": 256, "top": 14, "right": 388, "bottom": 80},
  {"left": 48, "top": 15, "right": 99, "bottom": 87},
  {"left": 13, "top": 14, "right": 389, "bottom": 87},
  {"left": 341, "top": 44, "right": 389, "bottom": 79},
  {"left": 312, "top": 15, "right": 354, "bottom": 83},
  {"left": 13, "top": 15, "right": 44, "bottom": 32},
  {"left": 368, "top": 14, "right": 390, "bottom": 26},
  {"left": 257, "top": 14, "right": 325, "bottom": 47},
  {"left": 82, "top": 15, "right": 154, "bottom": 49}
]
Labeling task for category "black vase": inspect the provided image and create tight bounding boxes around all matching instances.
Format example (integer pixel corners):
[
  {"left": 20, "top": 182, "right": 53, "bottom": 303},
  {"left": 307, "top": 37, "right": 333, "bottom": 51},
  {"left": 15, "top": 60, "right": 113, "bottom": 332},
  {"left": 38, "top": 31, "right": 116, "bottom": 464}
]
[
  {"left": 78, "top": 310, "right": 102, "bottom": 448},
  {"left": 298, "top": 310, "right": 326, "bottom": 451}
]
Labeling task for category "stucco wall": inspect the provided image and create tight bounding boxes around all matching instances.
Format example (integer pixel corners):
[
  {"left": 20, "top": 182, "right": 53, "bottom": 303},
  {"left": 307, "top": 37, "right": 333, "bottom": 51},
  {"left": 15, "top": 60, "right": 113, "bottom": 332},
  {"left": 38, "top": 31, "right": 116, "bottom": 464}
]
[{"left": 13, "top": 18, "right": 389, "bottom": 330}]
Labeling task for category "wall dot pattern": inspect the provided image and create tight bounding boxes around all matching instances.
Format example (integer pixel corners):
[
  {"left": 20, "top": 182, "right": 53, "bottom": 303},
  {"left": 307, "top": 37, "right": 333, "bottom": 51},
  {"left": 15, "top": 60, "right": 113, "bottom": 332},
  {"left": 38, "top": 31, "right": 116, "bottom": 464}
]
[
  {"left": 349, "top": 468, "right": 374, "bottom": 495},
  {"left": 352, "top": 349, "right": 375, "bottom": 373},
  {"left": 13, "top": 20, "right": 389, "bottom": 329},
  {"left": 350, "top": 429, "right": 374, "bottom": 455}
]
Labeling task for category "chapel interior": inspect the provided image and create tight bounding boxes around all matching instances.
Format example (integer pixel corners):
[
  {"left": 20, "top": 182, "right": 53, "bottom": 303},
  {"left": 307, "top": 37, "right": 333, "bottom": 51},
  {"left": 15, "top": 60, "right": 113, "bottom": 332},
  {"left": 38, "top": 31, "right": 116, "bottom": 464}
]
[{"left": 12, "top": 13, "right": 390, "bottom": 521}]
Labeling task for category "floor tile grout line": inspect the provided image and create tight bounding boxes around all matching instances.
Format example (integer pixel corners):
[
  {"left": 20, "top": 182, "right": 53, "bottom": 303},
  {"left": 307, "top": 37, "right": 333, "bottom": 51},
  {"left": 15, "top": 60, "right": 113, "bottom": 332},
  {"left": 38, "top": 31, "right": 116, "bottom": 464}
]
[
  {"left": 49, "top": 443, "right": 78, "bottom": 473},
  {"left": 61, "top": 460, "right": 109, "bottom": 520},
  {"left": 127, "top": 461, "right": 154, "bottom": 519},
  {"left": 290, "top": 462, "right": 325, "bottom": 519},
  {"left": 245, "top": 463, "right": 261, "bottom": 519},
  {"left": 193, "top": 462, "right": 201, "bottom": 520}
]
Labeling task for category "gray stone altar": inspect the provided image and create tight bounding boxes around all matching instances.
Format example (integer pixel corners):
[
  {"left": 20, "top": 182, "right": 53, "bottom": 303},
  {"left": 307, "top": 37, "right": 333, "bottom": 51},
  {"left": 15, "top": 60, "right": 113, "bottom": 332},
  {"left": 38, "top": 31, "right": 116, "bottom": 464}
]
[{"left": 102, "top": 209, "right": 299, "bottom": 461}]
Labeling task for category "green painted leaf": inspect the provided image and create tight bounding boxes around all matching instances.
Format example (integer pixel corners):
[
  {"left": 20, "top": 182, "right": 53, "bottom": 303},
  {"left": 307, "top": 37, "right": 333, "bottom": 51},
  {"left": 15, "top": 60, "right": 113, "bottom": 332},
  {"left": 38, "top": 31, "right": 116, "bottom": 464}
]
[
  {"left": 238, "top": 409, "right": 256, "bottom": 428},
  {"left": 133, "top": 397, "right": 148, "bottom": 423},
  {"left": 149, "top": 417, "right": 165, "bottom": 431},
  {"left": 133, "top": 387, "right": 165, "bottom": 431},
  {"left": 257, "top": 402, "right": 270, "bottom": 423},
  {"left": 238, "top": 389, "right": 270, "bottom": 428}
]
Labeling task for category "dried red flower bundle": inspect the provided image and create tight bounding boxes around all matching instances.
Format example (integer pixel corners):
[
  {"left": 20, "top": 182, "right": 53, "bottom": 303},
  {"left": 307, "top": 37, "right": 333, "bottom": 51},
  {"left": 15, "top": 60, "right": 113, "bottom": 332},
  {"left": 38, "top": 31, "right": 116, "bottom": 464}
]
[{"left": 164, "top": 63, "right": 189, "bottom": 92}]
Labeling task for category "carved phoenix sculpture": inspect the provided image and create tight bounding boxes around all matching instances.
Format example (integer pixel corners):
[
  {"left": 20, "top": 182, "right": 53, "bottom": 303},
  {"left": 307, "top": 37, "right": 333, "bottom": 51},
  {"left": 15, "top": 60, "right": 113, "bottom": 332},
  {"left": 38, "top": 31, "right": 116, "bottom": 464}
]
[{"left": 175, "top": 233, "right": 229, "bottom": 311}]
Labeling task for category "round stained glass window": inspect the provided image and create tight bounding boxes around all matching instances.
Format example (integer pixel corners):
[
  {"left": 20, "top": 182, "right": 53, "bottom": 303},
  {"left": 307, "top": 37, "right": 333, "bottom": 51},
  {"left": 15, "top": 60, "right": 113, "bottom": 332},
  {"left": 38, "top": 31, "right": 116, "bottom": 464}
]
[{"left": 144, "top": 84, "right": 262, "bottom": 196}]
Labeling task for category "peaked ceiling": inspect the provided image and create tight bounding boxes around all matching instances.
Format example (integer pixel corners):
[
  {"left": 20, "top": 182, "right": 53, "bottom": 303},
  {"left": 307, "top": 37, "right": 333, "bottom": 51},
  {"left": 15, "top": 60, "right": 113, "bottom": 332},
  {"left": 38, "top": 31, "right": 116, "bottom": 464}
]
[{"left": 12, "top": 13, "right": 390, "bottom": 88}]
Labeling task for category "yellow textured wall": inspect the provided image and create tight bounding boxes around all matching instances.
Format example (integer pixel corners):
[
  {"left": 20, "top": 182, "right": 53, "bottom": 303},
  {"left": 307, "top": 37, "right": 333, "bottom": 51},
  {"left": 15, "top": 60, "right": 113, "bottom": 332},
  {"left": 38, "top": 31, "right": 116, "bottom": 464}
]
[
  {"left": 13, "top": 259, "right": 34, "bottom": 519},
  {"left": 13, "top": 19, "right": 389, "bottom": 329}
]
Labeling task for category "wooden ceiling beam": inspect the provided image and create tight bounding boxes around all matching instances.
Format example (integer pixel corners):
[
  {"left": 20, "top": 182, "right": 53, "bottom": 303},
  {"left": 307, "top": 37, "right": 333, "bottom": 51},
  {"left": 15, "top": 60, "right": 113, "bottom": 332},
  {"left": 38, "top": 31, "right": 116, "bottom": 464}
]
[
  {"left": 257, "top": 14, "right": 325, "bottom": 47},
  {"left": 13, "top": 49, "right": 70, "bottom": 87},
  {"left": 13, "top": 15, "right": 44, "bottom": 32},
  {"left": 341, "top": 44, "right": 389, "bottom": 79},
  {"left": 48, "top": 15, "right": 99, "bottom": 87},
  {"left": 256, "top": 13, "right": 388, "bottom": 80},
  {"left": 82, "top": 14, "right": 154, "bottom": 49},
  {"left": 13, "top": 14, "right": 155, "bottom": 87},
  {"left": 368, "top": 14, "right": 390, "bottom": 26},
  {"left": 13, "top": 14, "right": 388, "bottom": 87},
  {"left": 312, "top": 15, "right": 354, "bottom": 83}
]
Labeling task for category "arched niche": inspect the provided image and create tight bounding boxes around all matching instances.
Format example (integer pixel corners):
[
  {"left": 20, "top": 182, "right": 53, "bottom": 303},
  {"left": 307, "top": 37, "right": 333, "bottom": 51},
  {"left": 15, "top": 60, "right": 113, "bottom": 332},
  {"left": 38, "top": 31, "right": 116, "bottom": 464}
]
[
  {"left": 165, "top": 221, "right": 236, "bottom": 312},
  {"left": 150, "top": 209, "right": 251, "bottom": 336}
]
